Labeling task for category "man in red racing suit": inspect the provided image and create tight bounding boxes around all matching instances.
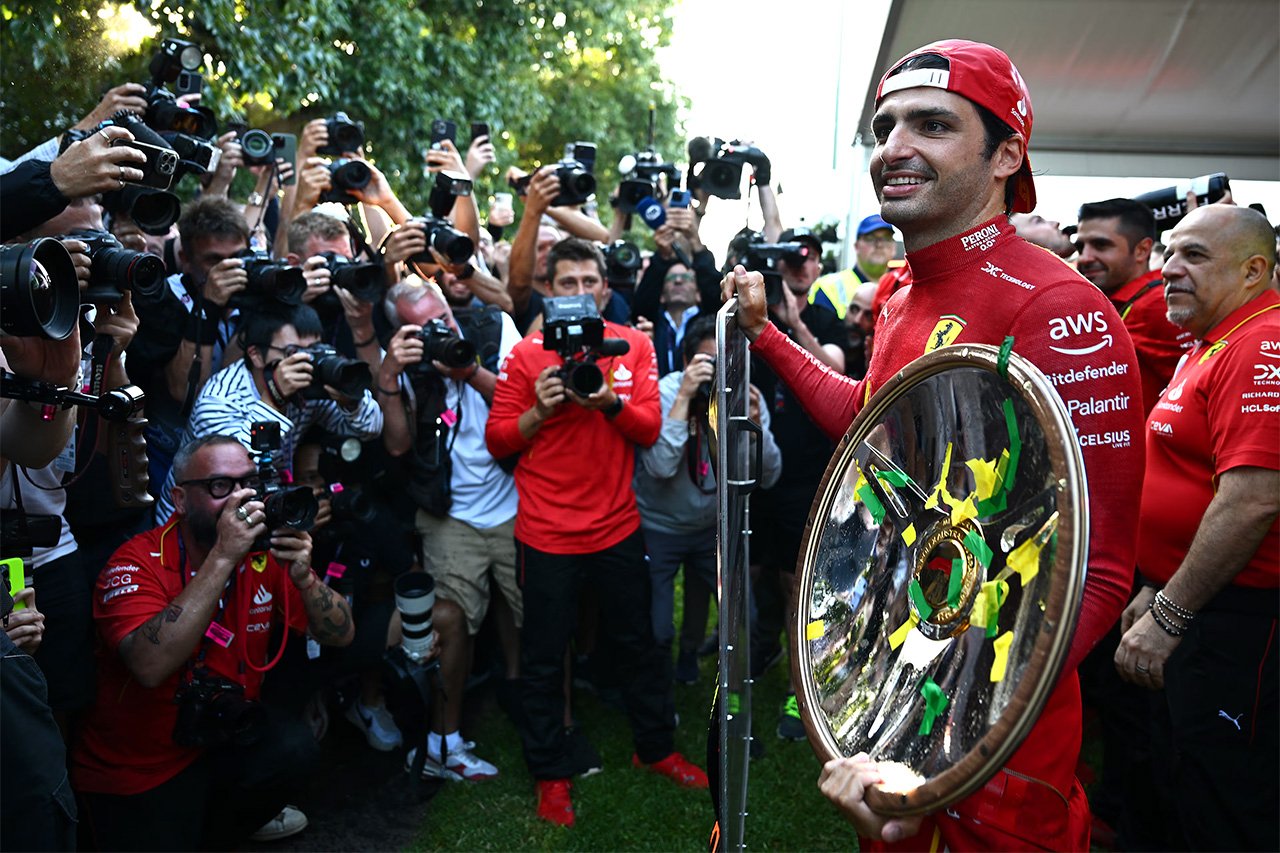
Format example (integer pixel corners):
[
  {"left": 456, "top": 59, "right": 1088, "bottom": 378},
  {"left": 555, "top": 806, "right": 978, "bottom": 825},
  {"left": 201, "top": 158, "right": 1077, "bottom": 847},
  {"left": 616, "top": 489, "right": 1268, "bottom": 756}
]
[{"left": 724, "top": 40, "right": 1144, "bottom": 851}]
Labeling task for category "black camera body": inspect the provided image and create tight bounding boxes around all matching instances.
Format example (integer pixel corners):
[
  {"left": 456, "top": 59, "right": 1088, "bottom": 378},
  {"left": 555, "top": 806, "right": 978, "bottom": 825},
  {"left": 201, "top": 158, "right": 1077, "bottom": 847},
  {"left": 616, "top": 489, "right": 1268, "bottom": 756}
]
[
  {"left": 297, "top": 343, "right": 372, "bottom": 400},
  {"left": 616, "top": 149, "right": 681, "bottom": 214},
  {"left": 248, "top": 422, "right": 319, "bottom": 549},
  {"left": 551, "top": 142, "right": 597, "bottom": 207},
  {"left": 144, "top": 84, "right": 217, "bottom": 139},
  {"left": 162, "top": 132, "right": 220, "bottom": 178},
  {"left": 317, "top": 112, "right": 365, "bottom": 156},
  {"left": 689, "top": 138, "right": 768, "bottom": 200},
  {"left": 407, "top": 214, "right": 475, "bottom": 267},
  {"left": 743, "top": 237, "right": 807, "bottom": 306},
  {"left": 411, "top": 318, "right": 476, "bottom": 375},
  {"left": 542, "top": 295, "right": 631, "bottom": 396},
  {"left": 325, "top": 482, "right": 376, "bottom": 525},
  {"left": 601, "top": 240, "right": 642, "bottom": 288},
  {"left": 68, "top": 229, "right": 167, "bottom": 304},
  {"left": 319, "top": 159, "right": 372, "bottom": 205},
  {"left": 230, "top": 249, "right": 306, "bottom": 309},
  {"left": 0, "top": 510, "right": 61, "bottom": 559},
  {"left": 172, "top": 667, "right": 264, "bottom": 748},
  {"left": 318, "top": 251, "right": 384, "bottom": 303}
]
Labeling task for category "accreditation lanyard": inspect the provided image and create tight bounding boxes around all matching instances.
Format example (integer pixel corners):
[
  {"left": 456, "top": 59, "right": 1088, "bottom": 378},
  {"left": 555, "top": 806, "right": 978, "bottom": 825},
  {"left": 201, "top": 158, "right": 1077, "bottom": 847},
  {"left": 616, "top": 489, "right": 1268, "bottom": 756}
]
[{"left": 176, "top": 529, "right": 236, "bottom": 653}]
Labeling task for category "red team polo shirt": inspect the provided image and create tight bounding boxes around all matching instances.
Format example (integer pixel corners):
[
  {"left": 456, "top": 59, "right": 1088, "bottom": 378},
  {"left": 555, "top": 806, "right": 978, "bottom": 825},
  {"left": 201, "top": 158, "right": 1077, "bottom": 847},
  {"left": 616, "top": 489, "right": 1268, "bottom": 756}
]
[
  {"left": 752, "top": 216, "right": 1145, "bottom": 850},
  {"left": 486, "top": 320, "right": 661, "bottom": 554},
  {"left": 1139, "top": 290, "right": 1280, "bottom": 589},
  {"left": 71, "top": 519, "right": 309, "bottom": 795},
  {"left": 1109, "top": 269, "right": 1194, "bottom": 414}
]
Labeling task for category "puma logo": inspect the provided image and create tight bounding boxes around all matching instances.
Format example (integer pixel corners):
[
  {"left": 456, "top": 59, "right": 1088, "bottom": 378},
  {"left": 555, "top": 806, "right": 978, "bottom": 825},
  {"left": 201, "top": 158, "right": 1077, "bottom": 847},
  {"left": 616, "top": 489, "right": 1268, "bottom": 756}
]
[{"left": 1218, "top": 710, "right": 1244, "bottom": 731}]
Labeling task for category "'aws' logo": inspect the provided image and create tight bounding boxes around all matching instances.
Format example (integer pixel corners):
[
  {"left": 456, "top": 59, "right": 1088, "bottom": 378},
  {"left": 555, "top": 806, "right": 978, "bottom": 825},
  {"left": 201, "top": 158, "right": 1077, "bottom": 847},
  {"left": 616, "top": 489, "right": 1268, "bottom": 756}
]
[{"left": 1048, "top": 311, "right": 1112, "bottom": 356}]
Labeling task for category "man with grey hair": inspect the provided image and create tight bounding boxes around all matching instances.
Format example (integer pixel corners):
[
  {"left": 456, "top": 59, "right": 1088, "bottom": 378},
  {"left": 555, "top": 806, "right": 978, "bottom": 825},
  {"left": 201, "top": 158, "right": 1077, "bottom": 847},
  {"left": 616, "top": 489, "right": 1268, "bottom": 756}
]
[
  {"left": 378, "top": 275, "right": 522, "bottom": 781},
  {"left": 1115, "top": 204, "right": 1278, "bottom": 850}
]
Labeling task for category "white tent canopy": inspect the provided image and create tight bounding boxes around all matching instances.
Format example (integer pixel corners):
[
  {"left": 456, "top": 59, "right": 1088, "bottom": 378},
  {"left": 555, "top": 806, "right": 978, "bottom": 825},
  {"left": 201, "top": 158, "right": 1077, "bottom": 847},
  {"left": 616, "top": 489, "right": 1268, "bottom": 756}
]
[{"left": 854, "top": 0, "right": 1280, "bottom": 181}]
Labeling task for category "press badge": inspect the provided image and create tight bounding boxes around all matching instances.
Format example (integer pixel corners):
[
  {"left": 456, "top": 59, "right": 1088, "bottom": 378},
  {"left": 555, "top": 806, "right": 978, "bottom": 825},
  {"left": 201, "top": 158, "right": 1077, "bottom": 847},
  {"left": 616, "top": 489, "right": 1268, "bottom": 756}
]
[
  {"left": 204, "top": 622, "right": 234, "bottom": 648},
  {"left": 52, "top": 426, "right": 76, "bottom": 473}
]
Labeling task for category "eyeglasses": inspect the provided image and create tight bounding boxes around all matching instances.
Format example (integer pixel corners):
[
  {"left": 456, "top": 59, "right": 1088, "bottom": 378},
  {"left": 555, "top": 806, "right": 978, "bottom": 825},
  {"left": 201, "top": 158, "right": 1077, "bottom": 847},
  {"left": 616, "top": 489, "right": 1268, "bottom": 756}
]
[
  {"left": 664, "top": 273, "right": 696, "bottom": 284},
  {"left": 177, "top": 475, "right": 262, "bottom": 499},
  {"left": 859, "top": 235, "right": 895, "bottom": 247}
]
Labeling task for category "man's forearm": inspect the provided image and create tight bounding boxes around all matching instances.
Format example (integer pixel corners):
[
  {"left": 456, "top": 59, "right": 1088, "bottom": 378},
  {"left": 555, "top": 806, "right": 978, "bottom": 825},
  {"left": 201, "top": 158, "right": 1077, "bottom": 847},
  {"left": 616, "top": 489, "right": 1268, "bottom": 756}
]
[
  {"left": 1161, "top": 467, "right": 1280, "bottom": 611},
  {"left": 465, "top": 270, "right": 514, "bottom": 313},
  {"left": 297, "top": 573, "right": 355, "bottom": 645},
  {"left": 507, "top": 211, "right": 541, "bottom": 315},
  {"left": 0, "top": 399, "right": 76, "bottom": 470},
  {"left": 118, "top": 549, "right": 239, "bottom": 687},
  {"left": 517, "top": 406, "right": 546, "bottom": 443},
  {"left": 546, "top": 207, "right": 609, "bottom": 242},
  {"left": 379, "top": 381, "right": 413, "bottom": 456}
]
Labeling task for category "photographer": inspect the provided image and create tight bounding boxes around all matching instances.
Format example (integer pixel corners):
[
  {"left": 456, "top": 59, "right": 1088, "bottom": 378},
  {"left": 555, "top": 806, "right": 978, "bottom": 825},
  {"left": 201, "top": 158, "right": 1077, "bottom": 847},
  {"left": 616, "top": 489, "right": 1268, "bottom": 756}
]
[
  {"left": 630, "top": 201, "right": 722, "bottom": 376},
  {"left": 379, "top": 276, "right": 520, "bottom": 780},
  {"left": 71, "top": 435, "right": 354, "bottom": 850},
  {"left": 152, "top": 302, "right": 383, "bottom": 521},
  {"left": 127, "top": 196, "right": 251, "bottom": 495},
  {"left": 635, "top": 316, "right": 781, "bottom": 683},
  {"left": 486, "top": 237, "right": 706, "bottom": 827}
]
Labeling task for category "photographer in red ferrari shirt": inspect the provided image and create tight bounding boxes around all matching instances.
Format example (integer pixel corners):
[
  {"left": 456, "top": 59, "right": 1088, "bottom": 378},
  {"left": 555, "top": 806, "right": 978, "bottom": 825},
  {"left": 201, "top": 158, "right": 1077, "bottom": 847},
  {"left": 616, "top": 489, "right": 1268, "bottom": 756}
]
[
  {"left": 723, "top": 39, "right": 1144, "bottom": 851},
  {"left": 71, "top": 436, "right": 354, "bottom": 851},
  {"left": 486, "top": 237, "right": 707, "bottom": 828},
  {"left": 1115, "top": 204, "right": 1279, "bottom": 851}
]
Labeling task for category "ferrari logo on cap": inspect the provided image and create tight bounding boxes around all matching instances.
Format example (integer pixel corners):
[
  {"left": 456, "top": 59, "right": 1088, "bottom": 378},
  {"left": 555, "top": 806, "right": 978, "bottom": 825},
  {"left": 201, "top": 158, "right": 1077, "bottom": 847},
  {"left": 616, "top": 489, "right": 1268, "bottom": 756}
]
[{"left": 925, "top": 315, "right": 966, "bottom": 353}]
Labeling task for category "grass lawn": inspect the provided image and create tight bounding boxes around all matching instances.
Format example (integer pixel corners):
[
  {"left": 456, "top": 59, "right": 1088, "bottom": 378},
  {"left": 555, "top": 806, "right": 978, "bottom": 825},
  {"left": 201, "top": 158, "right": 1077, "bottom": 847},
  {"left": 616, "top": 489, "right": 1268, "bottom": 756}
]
[{"left": 414, "top": 577, "right": 857, "bottom": 851}]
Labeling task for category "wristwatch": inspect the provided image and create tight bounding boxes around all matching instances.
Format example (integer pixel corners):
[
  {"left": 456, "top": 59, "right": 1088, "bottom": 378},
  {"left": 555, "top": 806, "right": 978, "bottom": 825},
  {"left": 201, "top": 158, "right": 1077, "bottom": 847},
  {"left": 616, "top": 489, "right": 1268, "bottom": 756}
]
[
  {"left": 603, "top": 397, "right": 624, "bottom": 419},
  {"left": 246, "top": 190, "right": 265, "bottom": 207}
]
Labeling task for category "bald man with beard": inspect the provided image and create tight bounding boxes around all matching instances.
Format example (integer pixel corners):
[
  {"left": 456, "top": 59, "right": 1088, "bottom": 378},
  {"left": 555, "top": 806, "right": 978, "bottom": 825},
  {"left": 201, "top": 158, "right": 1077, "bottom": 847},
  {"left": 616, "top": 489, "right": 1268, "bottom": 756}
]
[{"left": 1116, "top": 205, "right": 1279, "bottom": 851}]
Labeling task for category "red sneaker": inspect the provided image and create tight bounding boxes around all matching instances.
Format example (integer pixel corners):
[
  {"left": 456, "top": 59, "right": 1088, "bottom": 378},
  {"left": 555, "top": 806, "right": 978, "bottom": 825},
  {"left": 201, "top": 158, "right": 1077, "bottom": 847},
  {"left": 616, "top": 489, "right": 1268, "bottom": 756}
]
[
  {"left": 632, "top": 751, "right": 709, "bottom": 789},
  {"left": 535, "top": 778, "right": 575, "bottom": 827}
]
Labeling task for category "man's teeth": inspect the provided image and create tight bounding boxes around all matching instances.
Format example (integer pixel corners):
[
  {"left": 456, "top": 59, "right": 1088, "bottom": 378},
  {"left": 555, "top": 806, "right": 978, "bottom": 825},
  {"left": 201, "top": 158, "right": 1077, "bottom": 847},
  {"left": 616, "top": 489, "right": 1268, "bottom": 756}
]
[{"left": 886, "top": 177, "right": 925, "bottom": 186}]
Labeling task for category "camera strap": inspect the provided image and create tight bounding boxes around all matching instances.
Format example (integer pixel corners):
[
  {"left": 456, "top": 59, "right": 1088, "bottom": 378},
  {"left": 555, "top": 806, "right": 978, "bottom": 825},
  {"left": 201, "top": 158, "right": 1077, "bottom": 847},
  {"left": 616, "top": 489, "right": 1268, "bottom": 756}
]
[
  {"left": 176, "top": 529, "right": 233, "bottom": 654},
  {"left": 179, "top": 288, "right": 207, "bottom": 420}
]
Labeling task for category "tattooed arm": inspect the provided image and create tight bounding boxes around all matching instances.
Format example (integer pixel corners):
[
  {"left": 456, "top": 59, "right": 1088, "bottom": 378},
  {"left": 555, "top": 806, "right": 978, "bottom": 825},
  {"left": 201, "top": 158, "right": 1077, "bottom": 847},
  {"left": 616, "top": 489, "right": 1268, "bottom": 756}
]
[
  {"left": 117, "top": 493, "right": 263, "bottom": 687},
  {"left": 271, "top": 528, "right": 355, "bottom": 647}
]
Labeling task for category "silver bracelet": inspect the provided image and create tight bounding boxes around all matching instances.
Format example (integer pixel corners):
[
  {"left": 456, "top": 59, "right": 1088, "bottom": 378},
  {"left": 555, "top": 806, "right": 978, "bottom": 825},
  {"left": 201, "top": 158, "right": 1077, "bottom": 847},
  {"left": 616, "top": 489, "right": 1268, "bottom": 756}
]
[{"left": 1155, "top": 589, "right": 1195, "bottom": 621}]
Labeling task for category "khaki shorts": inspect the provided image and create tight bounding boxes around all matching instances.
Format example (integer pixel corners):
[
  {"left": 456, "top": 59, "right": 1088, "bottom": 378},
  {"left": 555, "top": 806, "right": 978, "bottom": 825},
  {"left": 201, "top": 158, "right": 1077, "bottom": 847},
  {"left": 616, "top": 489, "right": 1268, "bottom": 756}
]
[{"left": 415, "top": 511, "right": 522, "bottom": 635}]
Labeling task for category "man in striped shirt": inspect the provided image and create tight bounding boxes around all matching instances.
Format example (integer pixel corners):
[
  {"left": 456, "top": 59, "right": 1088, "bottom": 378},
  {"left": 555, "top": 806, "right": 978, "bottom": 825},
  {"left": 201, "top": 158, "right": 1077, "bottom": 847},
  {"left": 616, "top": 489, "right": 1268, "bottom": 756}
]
[{"left": 153, "top": 303, "right": 382, "bottom": 522}]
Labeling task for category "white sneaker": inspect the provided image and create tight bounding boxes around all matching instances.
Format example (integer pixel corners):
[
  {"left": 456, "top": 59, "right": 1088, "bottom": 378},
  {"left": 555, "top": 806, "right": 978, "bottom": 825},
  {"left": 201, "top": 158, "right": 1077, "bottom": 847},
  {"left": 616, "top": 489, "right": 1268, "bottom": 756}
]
[
  {"left": 345, "top": 700, "right": 403, "bottom": 752},
  {"left": 405, "top": 741, "right": 499, "bottom": 781},
  {"left": 248, "top": 805, "right": 308, "bottom": 842}
]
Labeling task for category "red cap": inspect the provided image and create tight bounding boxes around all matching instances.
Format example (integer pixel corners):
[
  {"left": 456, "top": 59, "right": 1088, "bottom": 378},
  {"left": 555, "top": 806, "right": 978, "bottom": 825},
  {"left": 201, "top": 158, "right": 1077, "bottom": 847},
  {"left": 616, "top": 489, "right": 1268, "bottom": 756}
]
[{"left": 876, "top": 39, "right": 1036, "bottom": 213}]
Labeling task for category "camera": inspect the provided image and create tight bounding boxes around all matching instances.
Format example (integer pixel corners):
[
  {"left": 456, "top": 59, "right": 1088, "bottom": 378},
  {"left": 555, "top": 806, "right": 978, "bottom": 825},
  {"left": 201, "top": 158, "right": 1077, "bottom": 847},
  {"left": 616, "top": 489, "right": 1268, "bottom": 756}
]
[
  {"left": 144, "top": 38, "right": 216, "bottom": 139},
  {"left": 741, "top": 235, "right": 808, "bottom": 306},
  {"left": 0, "top": 239, "right": 80, "bottom": 341},
  {"left": 230, "top": 249, "right": 307, "bottom": 309},
  {"left": 317, "top": 112, "right": 365, "bottom": 156},
  {"left": 249, "top": 422, "right": 319, "bottom": 544},
  {"left": 325, "top": 482, "right": 376, "bottom": 525},
  {"left": 406, "top": 215, "right": 475, "bottom": 267},
  {"left": 0, "top": 510, "right": 61, "bottom": 559},
  {"left": 319, "top": 158, "right": 372, "bottom": 205},
  {"left": 318, "top": 251, "right": 384, "bottom": 303},
  {"left": 688, "top": 137, "right": 768, "bottom": 200},
  {"left": 101, "top": 185, "right": 181, "bottom": 236},
  {"left": 615, "top": 150, "right": 681, "bottom": 214},
  {"left": 68, "top": 229, "right": 167, "bottom": 304},
  {"left": 162, "top": 132, "right": 220, "bottom": 178},
  {"left": 412, "top": 318, "right": 476, "bottom": 373},
  {"left": 1134, "top": 173, "right": 1230, "bottom": 229},
  {"left": 394, "top": 573, "right": 435, "bottom": 662},
  {"left": 542, "top": 295, "right": 631, "bottom": 396},
  {"left": 429, "top": 169, "right": 473, "bottom": 214},
  {"left": 601, "top": 240, "right": 642, "bottom": 288},
  {"left": 296, "top": 343, "right": 372, "bottom": 400},
  {"left": 511, "top": 143, "right": 597, "bottom": 207},
  {"left": 172, "top": 667, "right": 265, "bottom": 748}
]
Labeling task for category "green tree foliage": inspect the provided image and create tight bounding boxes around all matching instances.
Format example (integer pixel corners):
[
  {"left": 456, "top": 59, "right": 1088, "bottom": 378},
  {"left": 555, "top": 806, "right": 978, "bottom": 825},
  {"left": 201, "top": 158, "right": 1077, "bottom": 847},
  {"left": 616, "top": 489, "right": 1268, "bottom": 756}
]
[{"left": 2, "top": 0, "right": 686, "bottom": 219}]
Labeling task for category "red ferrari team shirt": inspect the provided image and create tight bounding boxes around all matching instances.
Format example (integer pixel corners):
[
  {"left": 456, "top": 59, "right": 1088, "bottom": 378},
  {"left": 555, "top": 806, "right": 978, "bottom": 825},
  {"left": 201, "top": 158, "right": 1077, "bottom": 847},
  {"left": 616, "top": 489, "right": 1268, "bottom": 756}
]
[
  {"left": 1139, "top": 291, "right": 1280, "bottom": 588},
  {"left": 1109, "top": 269, "right": 1193, "bottom": 413},
  {"left": 71, "top": 519, "right": 308, "bottom": 795},
  {"left": 751, "top": 216, "right": 1146, "bottom": 843},
  {"left": 486, "top": 320, "right": 661, "bottom": 554}
]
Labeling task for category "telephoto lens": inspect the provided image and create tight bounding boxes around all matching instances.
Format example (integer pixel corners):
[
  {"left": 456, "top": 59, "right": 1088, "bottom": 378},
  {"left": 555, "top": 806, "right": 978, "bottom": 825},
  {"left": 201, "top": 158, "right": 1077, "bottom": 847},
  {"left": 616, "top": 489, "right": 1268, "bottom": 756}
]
[
  {"left": 233, "top": 250, "right": 307, "bottom": 308},
  {"left": 101, "top": 186, "right": 182, "bottom": 236},
  {"left": 70, "top": 230, "right": 167, "bottom": 304},
  {"left": 407, "top": 215, "right": 475, "bottom": 266},
  {"left": 415, "top": 319, "right": 476, "bottom": 369},
  {"left": 0, "top": 238, "right": 81, "bottom": 340},
  {"left": 320, "top": 159, "right": 373, "bottom": 205},
  {"left": 320, "top": 252, "right": 384, "bottom": 303},
  {"left": 394, "top": 573, "right": 436, "bottom": 662},
  {"left": 300, "top": 343, "right": 372, "bottom": 399}
]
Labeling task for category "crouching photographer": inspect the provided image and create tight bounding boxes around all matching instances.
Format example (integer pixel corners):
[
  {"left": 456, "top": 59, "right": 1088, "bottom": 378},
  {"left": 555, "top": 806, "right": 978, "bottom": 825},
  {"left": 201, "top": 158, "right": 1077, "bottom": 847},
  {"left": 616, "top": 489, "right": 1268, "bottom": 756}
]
[{"left": 70, "top": 435, "right": 354, "bottom": 850}]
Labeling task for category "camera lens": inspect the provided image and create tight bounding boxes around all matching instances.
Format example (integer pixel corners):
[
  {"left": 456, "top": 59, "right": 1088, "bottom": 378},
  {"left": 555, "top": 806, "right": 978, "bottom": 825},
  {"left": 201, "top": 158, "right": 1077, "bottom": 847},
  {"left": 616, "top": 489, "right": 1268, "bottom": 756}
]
[
  {"left": 313, "top": 351, "right": 372, "bottom": 397},
  {"left": 264, "top": 485, "right": 319, "bottom": 531},
  {"left": 105, "top": 186, "right": 182, "bottom": 236},
  {"left": 429, "top": 227, "right": 474, "bottom": 265},
  {"left": 0, "top": 239, "right": 80, "bottom": 340},
  {"left": 242, "top": 256, "right": 306, "bottom": 306},
  {"left": 240, "top": 129, "right": 274, "bottom": 162},
  {"left": 565, "top": 361, "right": 604, "bottom": 396},
  {"left": 394, "top": 573, "right": 436, "bottom": 662},
  {"left": 330, "top": 160, "right": 372, "bottom": 191},
  {"left": 331, "top": 123, "right": 363, "bottom": 152}
]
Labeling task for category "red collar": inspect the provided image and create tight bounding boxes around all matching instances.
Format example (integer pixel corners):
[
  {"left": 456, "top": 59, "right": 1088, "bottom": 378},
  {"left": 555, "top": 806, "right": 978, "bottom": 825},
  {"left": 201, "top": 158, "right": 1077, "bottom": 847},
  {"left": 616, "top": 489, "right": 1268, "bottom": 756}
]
[{"left": 1108, "top": 269, "right": 1164, "bottom": 304}]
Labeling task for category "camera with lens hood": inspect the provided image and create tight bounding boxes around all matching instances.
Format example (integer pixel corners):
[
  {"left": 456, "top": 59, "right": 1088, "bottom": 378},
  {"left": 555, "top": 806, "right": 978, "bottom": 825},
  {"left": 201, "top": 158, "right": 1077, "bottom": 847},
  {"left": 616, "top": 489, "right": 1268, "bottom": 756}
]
[
  {"left": 67, "top": 229, "right": 167, "bottom": 304},
  {"left": 408, "top": 319, "right": 476, "bottom": 377},
  {"left": 296, "top": 343, "right": 371, "bottom": 400},
  {"left": 317, "top": 112, "right": 365, "bottom": 156},
  {"left": 229, "top": 249, "right": 307, "bottom": 309},
  {"left": 0, "top": 238, "right": 81, "bottom": 341},
  {"left": 687, "top": 137, "right": 769, "bottom": 200},
  {"left": 143, "top": 38, "right": 217, "bottom": 139},
  {"left": 319, "top": 159, "right": 372, "bottom": 205},
  {"left": 542, "top": 295, "right": 631, "bottom": 396},
  {"left": 318, "top": 251, "right": 384, "bottom": 303},
  {"left": 406, "top": 215, "right": 475, "bottom": 268},
  {"left": 601, "top": 240, "right": 642, "bottom": 289},
  {"left": 509, "top": 142, "right": 597, "bottom": 208},
  {"left": 741, "top": 235, "right": 807, "bottom": 306}
]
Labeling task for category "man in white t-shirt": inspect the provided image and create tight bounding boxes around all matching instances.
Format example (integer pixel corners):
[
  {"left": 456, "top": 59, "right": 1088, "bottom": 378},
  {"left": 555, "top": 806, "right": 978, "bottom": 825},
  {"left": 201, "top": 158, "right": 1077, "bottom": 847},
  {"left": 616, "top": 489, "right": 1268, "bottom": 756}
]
[{"left": 378, "top": 276, "right": 522, "bottom": 781}]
